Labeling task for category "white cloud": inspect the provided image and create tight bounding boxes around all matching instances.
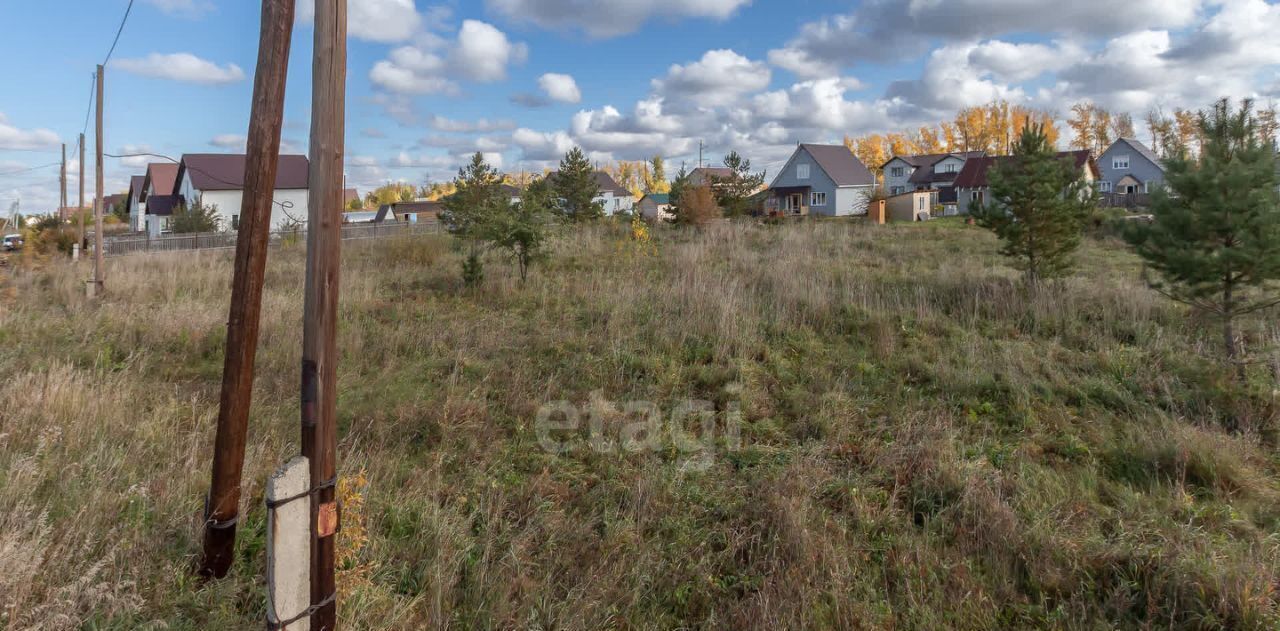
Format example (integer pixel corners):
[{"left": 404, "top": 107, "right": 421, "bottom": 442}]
[
  {"left": 768, "top": 0, "right": 1202, "bottom": 72},
  {"left": 0, "top": 113, "right": 59, "bottom": 150},
  {"left": 142, "top": 0, "right": 213, "bottom": 17},
  {"left": 486, "top": 0, "right": 750, "bottom": 38},
  {"left": 453, "top": 20, "right": 528, "bottom": 82},
  {"left": 369, "top": 20, "right": 526, "bottom": 95},
  {"left": 653, "top": 49, "right": 771, "bottom": 107},
  {"left": 116, "top": 145, "right": 154, "bottom": 168},
  {"left": 428, "top": 116, "right": 517, "bottom": 133},
  {"left": 297, "top": 0, "right": 423, "bottom": 43},
  {"left": 886, "top": 43, "right": 1028, "bottom": 114},
  {"left": 115, "top": 53, "right": 245, "bottom": 85},
  {"left": 539, "top": 73, "right": 582, "bottom": 104},
  {"left": 210, "top": 134, "right": 247, "bottom": 149},
  {"left": 967, "top": 40, "right": 1087, "bottom": 83}
]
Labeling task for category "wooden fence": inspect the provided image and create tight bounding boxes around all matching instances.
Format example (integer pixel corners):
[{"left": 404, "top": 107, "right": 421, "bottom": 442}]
[{"left": 102, "top": 221, "right": 443, "bottom": 257}]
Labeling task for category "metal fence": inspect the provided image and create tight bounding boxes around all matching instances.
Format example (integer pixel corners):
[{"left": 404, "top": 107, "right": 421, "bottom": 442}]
[
  {"left": 103, "top": 221, "right": 443, "bottom": 257},
  {"left": 1100, "top": 192, "right": 1151, "bottom": 209}
]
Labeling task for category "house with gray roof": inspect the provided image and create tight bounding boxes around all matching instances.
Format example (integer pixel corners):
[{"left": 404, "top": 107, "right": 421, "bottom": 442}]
[
  {"left": 767, "top": 144, "right": 876, "bottom": 217},
  {"left": 1097, "top": 138, "right": 1164, "bottom": 196}
]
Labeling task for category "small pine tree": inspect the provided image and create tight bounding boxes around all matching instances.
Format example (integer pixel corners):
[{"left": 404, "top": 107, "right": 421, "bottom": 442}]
[
  {"left": 492, "top": 177, "right": 552, "bottom": 283},
  {"left": 441, "top": 152, "right": 506, "bottom": 286},
  {"left": 1125, "top": 98, "right": 1280, "bottom": 381},
  {"left": 553, "top": 147, "right": 603, "bottom": 222},
  {"left": 973, "top": 124, "right": 1096, "bottom": 282},
  {"left": 710, "top": 151, "right": 766, "bottom": 217},
  {"left": 666, "top": 165, "right": 691, "bottom": 224}
]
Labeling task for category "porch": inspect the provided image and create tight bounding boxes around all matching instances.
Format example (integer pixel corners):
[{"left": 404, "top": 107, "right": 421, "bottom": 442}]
[{"left": 766, "top": 186, "right": 811, "bottom": 217}]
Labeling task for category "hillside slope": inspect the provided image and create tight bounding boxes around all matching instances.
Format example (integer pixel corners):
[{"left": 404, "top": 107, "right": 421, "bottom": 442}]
[{"left": 0, "top": 220, "right": 1277, "bottom": 629}]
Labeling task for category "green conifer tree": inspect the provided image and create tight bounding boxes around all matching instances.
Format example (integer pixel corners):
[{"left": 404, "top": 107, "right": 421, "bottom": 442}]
[
  {"left": 1125, "top": 98, "right": 1280, "bottom": 380},
  {"left": 552, "top": 147, "right": 603, "bottom": 222},
  {"left": 973, "top": 123, "right": 1096, "bottom": 282}
]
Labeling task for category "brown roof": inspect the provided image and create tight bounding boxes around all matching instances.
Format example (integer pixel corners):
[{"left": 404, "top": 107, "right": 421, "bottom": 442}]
[
  {"left": 954, "top": 150, "right": 1096, "bottom": 189},
  {"left": 688, "top": 167, "right": 732, "bottom": 186},
  {"left": 882, "top": 151, "right": 985, "bottom": 170},
  {"left": 178, "top": 153, "right": 309, "bottom": 191},
  {"left": 548, "top": 170, "right": 629, "bottom": 196},
  {"left": 103, "top": 193, "right": 127, "bottom": 210},
  {"left": 800, "top": 144, "right": 875, "bottom": 187},
  {"left": 393, "top": 200, "right": 443, "bottom": 215},
  {"left": 128, "top": 175, "right": 146, "bottom": 198},
  {"left": 344, "top": 188, "right": 360, "bottom": 205},
  {"left": 143, "top": 163, "right": 179, "bottom": 197}
]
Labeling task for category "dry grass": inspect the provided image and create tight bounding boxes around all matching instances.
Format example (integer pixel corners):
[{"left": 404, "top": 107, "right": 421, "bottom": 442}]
[{"left": 1, "top": 219, "right": 1278, "bottom": 629}]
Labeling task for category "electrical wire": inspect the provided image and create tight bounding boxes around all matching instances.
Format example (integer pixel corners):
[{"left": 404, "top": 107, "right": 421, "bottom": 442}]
[
  {"left": 103, "top": 0, "right": 135, "bottom": 66},
  {"left": 0, "top": 162, "right": 61, "bottom": 178}
]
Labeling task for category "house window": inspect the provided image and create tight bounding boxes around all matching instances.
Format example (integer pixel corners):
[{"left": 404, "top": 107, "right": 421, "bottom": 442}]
[
  {"left": 811, "top": 192, "right": 827, "bottom": 206},
  {"left": 1113, "top": 155, "right": 1130, "bottom": 170},
  {"left": 797, "top": 163, "right": 810, "bottom": 179},
  {"left": 890, "top": 186, "right": 905, "bottom": 195},
  {"left": 970, "top": 191, "right": 982, "bottom": 202},
  {"left": 941, "top": 162, "right": 958, "bottom": 173},
  {"left": 1099, "top": 181, "right": 1112, "bottom": 192},
  {"left": 231, "top": 214, "right": 240, "bottom": 230},
  {"left": 918, "top": 196, "right": 927, "bottom": 211},
  {"left": 890, "top": 166, "right": 905, "bottom": 178},
  {"left": 1143, "top": 181, "right": 1151, "bottom": 193}
]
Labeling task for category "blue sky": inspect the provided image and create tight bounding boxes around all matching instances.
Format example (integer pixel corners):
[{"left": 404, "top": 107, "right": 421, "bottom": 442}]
[{"left": 2, "top": 0, "right": 1278, "bottom": 214}]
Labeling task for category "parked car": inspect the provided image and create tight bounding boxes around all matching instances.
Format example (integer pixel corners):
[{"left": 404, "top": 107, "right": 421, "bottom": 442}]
[{"left": 2, "top": 234, "right": 23, "bottom": 251}]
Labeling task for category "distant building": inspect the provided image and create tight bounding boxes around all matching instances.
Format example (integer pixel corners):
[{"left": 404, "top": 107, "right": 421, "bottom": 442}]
[
  {"left": 767, "top": 144, "right": 876, "bottom": 217},
  {"left": 140, "top": 162, "right": 180, "bottom": 237},
  {"left": 686, "top": 166, "right": 733, "bottom": 189},
  {"left": 881, "top": 151, "right": 986, "bottom": 209},
  {"left": 637, "top": 193, "right": 673, "bottom": 222},
  {"left": 954, "top": 150, "right": 1099, "bottom": 215},
  {"left": 1097, "top": 138, "right": 1164, "bottom": 195},
  {"left": 175, "top": 153, "right": 310, "bottom": 231},
  {"left": 126, "top": 175, "right": 146, "bottom": 231},
  {"left": 548, "top": 171, "right": 635, "bottom": 216}
]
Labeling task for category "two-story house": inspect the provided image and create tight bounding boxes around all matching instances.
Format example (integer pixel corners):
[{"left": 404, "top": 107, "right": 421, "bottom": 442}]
[
  {"left": 1097, "top": 138, "right": 1164, "bottom": 195},
  {"left": 954, "top": 150, "right": 1098, "bottom": 215},
  {"left": 767, "top": 144, "right": 875, "bottom": 217},
  {"left": 139, "top": 162, "right": 180, "bottom": 237},
  {"left": 881, "top": 151, "right": 986, "bottom": 208}
]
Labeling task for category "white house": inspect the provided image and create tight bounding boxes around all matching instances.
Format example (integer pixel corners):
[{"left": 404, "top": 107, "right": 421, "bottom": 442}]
[
  {"left": 549, "top": 171, "right": 635, "bottom": 216},
  {"left": 139, "top": 162, "right": 180, "bottom": 237},
  {"left": 126, "top": 175, "right": 146, "bottom": 232},
  {"left": 175, "top": 153, "right": 310, "bottom": 231}
]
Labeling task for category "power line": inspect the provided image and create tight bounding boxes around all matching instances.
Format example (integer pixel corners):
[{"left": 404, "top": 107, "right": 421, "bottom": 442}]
[
  {"left": 0, "top": 162, "right": 61, "bottom": 178},
  {"left": 103, "top": 0, "right": 136, "bottom": 66}
]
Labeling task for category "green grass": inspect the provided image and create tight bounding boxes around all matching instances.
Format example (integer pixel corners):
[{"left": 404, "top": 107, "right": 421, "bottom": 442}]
[{"left": 1, "top": 219, "right": 1278, "bottom": 629}]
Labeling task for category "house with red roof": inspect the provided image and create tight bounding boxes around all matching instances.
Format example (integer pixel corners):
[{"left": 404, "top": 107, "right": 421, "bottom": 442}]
[
  {"left": 175, "top": 153, "right": 310, "bottom": 231},
  {"left": 954, "top": 150, "right": 1099, "bottom": 215}
]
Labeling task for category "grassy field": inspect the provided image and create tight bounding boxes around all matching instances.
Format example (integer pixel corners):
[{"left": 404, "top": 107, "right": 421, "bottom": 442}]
[{"left": 1, "top": 219, "right": 1278, "bottom": 629}]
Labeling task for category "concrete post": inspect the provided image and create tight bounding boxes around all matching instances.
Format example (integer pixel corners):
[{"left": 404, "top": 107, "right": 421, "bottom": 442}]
[{"left": 267, "top": 456, "right": 312, "bottom": 631}]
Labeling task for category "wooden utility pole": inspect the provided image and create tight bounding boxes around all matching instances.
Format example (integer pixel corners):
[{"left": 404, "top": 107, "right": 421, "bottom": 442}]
[
  {"left": 93, "top": 64, "right": 105, "bottom": 292},
  {"left": 198, "top": 0, "right": 298, "bottom": 580},
  {"left": 60, "top": 143, "right": 67, "bottom": 214},
  {"left": 303, "top": 1, "right": 346, "bottom": 627},
  {"left": 78, "top": 133, "right": 85, "bottom": 241}
]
